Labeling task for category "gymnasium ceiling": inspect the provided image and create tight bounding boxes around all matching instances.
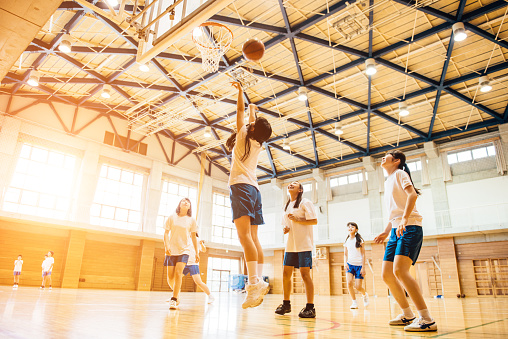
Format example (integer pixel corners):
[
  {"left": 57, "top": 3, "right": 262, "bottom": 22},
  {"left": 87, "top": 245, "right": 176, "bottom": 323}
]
[{"left": 1, "top": 0, "right": 508, "bottom": 181}]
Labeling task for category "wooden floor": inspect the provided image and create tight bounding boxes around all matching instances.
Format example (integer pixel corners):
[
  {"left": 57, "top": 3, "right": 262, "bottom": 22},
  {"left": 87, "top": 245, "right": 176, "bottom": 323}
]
[{"left": 0, "top": 287, "right": 507, "bottom": 338}]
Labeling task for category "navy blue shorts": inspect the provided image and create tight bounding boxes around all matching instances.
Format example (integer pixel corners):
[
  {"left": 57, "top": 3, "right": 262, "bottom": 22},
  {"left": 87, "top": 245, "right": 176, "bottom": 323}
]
[
  {"left": 164, "top": 254, "right": 189, "bottom": 267},
  {"left": 283, "top": 251, "right": 313, "bottom": 269},
  {"left": 42, "top": 271, "right": 51, "bottom": 277},
  {"left": 13, "top": 271, "right": 21, "bottom": 276},
  {"left": 183, "top": 265, "right": 200, "bottom": 276},
  {"left": 383, "top": 226, "right": 423, "bottom": 265},
  {"left": 230, "top": 184, "right": 264, "bottom": 225},
  {"left": 347, "top": 264, "right": 364, "bottom": 279}
]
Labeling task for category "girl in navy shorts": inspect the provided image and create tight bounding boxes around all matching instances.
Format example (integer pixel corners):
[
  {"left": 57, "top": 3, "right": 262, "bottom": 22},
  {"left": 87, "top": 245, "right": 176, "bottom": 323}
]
[
  {"left": 374, "top": 150, "right": 437, "bottom": 332},
  {"left": 226, "top": 82, "right": 272, "bottom": 309},
  {"left": 344, "top": 222, "right": 369, "bottom": 309}
]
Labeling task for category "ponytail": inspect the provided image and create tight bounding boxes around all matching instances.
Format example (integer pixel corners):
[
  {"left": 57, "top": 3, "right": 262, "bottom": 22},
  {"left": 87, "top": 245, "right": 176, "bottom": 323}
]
[
  {"left": 388, "top": 150, "right": 421, "bottom": 195},
  {"left": 226, "top": 118, "right": 272, "bottom": 162},
  {"left": 345, "top": 222, "right": 364, "bottom": 248}
]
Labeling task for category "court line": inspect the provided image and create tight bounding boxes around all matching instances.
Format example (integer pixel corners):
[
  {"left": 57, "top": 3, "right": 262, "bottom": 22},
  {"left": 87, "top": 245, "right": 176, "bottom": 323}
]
[
  {"left": 272, "top": 317, "right": 341, "bottom": 336},
  {"left": 429, "top": 318, "right": 508, "bottom": 338}
]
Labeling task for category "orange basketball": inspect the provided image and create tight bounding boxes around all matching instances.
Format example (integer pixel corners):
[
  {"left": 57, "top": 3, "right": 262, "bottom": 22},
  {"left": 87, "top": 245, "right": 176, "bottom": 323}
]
[{"left": 242, "top": 38, "right": 265, "bottom": 62}]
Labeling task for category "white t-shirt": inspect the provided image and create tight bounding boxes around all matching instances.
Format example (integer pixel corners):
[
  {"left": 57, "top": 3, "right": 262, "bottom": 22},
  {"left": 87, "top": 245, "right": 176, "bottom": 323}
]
[
  {"left": 282, "top": 198, "right": 317, "bottom": 252},
  {"left": 228, "top": 125, "right": 262, "bottom": 189},
  {"left": 164, "top": 213, "right": 198, "bottom": 256},
  {"left": 14, "top": 259, "right": 23, "bottom": 272},
  {"left": 384, "top": 169, "right": 423, "bottom": 228},
  {"left": 42, "top": 257, "right": 54, "bottom": 272},
  {"left": 344, "top": 238, "right": 363, "bottom": 266}
]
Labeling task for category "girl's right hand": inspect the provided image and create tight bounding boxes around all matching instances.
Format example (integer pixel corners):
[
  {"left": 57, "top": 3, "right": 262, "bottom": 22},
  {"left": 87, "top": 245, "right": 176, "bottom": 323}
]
[
  {"left": 231, "top": 81, "right": 242, "bottom": 91},
  {"left": 283, "top": 226, "right": 290, "bottom": 234},
  {"left": 374, "top": 231, "right": 389, "bottom": 243},
  {"left": 344, "top": 263, "right": 349, "bottom": 271},
  {"left": 165, "top": 248, "right": 171, "bottom": 256}
]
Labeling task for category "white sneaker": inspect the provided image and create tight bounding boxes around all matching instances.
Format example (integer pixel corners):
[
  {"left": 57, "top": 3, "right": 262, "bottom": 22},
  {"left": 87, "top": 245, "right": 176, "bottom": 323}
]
[
  {"left": 49, "top": 287, "right": 52, "bottom": 290},
  {"left": 404, "top": 317, "right": 437, "bottom": 332},
  {"left": 169, "top": 299, "right": 179, "bottom": 310},
  {"left": 208, "top": 294, "right": 215, "bottom": 304},
  {"left": 389, "top": 313, "right": 416, "bottom": 326},
  {"left": 363, "top": 293, "right": 369, "bottom": 307},
  {"left": 165, "top": 298, "right": 171, "bottom": 302},
  {"left": 260, "top": 279, "right": 270, "bottom": 295},
  {"left": 13, "top": 285, "right": 16, "bottom": 290},
  {"left": 242, "top": 280, "right": 266, "bottom": 309},
  {"left": 350, "top": 300, "right": 358, "bottom": 309}
]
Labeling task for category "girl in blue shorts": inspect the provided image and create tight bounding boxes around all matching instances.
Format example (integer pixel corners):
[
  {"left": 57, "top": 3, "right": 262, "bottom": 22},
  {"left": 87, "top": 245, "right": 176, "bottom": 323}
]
[
  {"left": 374, "top": 150, "right": 437, "bottom": 332},
  {"left": 344, "top": 222, "right": 369, "bottom": 309}
]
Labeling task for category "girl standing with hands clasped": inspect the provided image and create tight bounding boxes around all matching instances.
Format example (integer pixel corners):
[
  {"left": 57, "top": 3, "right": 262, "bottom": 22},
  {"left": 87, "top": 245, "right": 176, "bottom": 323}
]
[
  {"left": 227, "top": 82, "right": 272, "bottom": 309},
  {"left": 344, "top": 222, "right": 369, "bottom": 309},
  {"left": 374, "top": 150, "right": 437, "bottom": 332},
  {"left": 275, "top": 181, "right": 318, "bottom": 318}
]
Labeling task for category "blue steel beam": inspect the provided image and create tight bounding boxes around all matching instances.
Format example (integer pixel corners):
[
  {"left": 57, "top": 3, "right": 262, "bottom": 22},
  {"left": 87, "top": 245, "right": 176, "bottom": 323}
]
[
  {"left": 270, "top": 144, "right": 315, "bottom": 164},
  {"left": 265, "top": 146, "right": 277, "bottom": 177},
  {"left": 210, "top": 15, "right": 287, "bottom": 34},
  {"left": 367, "top": 0, "right": 374, "bottom": 153},
  {"left": 315, "top": 128, "right": 366, "bottom": 153}
]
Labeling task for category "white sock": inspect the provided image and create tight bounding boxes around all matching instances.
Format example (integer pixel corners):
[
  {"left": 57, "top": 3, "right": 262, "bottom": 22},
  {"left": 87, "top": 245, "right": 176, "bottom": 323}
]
[
  {"left": 402, "top": 307, "right": 415, "bottom": 318},
  {"left": 418, "top": 309, "right": 432, "bottom": 322},
  {"left": 246, "top": 261, "right": 258, "bottom": 285},
  {"left": 258, "top": 263, "right": 263, "bottom": 279}
]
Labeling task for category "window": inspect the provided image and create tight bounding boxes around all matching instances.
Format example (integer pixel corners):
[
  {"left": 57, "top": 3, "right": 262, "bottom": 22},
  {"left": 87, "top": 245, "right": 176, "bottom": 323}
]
[
  {"left": 407, "top": 160, "right": 422, "bottom": 172},
  {"left": 448, "top": 145, "right": 496, "bottom": 165},
  {"left": 301, "top": 183, "right": 312, "bottom": 192},
  {"left": 207, "top": 257, "right": 240, "bottom": 292},
  {"left": 90, "top": 164, "right": 145, "bottom": 231},
  {"left": 212, "top": 192, "right": 239, "bottom": 245},
  {"left": 156, "top": 181, "right": 197, "bottom": 235},
  {"left": 330, "top": 172, "right": 366, "bottom": 187},
  {"left": 2, "top": 143, "right": 77, "bottom": 220}
]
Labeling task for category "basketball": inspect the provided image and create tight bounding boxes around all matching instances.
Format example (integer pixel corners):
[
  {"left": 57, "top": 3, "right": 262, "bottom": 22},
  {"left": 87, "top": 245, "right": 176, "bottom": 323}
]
[{"left": 242, "top": 38, "right": 265, "bottom": 62}]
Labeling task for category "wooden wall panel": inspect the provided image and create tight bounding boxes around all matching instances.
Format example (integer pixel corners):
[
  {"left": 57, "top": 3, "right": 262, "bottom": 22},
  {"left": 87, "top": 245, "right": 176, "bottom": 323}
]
[
  {"left": 458, "top": 259, "right": 477, "bottom": 297},
  {"left": 455, "top": 241, "right": 508, "bottom": 260}
]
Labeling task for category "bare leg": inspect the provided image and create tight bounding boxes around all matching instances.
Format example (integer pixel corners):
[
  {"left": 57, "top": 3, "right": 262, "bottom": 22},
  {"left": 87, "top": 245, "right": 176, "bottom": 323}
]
[
  {"left": 41, "top": 275, "right": 45, "bottom": 287},
  {"left": 283, "top": 265, "right": 293, "bottom": 300},
  {"left": 382, "top": 261, "right": 410, "bottom": 309},
  {"left": 172, "top": 262, "right": 187, "bottom": 300},
  {"left": 234, "top": 215, "right": 258, "bottom": 283},
  {"left": 192, "top": 274, "right": 211, "bottom": 295},
  {"left": 48, "top": 275, "right": 52, "bottom": 286},
  {"left": 355, "top": 279, "right": 366, "bottom": 295},
  {"left": 347, "top": 273, "right": 356, "bottom": 300},
  {"left": 393, "top": 255, "right": 427, "bottom": 311},
  {"left": 299, "top": 267, "right": 314, "bottom": 304},
  {"left": 250, "top": 225, "right": 263, "bottom": 264}
]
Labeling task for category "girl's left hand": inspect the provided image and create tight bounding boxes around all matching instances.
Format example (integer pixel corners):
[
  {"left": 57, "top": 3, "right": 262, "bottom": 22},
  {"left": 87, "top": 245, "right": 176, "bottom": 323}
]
[
  {"left": 361, "top": 268, "right": 366, "bottom": 277},
  {"left": 195, "top": 254, "right": 200, "bottom": 263},
  {"left": 288, "top": 214, "right": 302, "bottom": 222},
  {"left": 397, "top": 218, "right": 408, "bottom": 237}
]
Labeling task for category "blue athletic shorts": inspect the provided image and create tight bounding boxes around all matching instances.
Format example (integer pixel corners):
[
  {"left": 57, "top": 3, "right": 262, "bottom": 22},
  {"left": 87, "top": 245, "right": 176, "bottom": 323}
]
[
  {"left": 183, "top": 265, "right": 200, "bottom": 276},
  {"left": 164, "top": 254, "right": 189, "bottom": 266},
  {"left": 283, "top": 251, "right": 313, "bottom": 269},
  {"left": 383, "top": 225, "right": 423, "bottom": 265},
  {"left": 13, "top": 271, "right": 21, "bottom": 276},
  {"left": 229, "top": 183, "right": 264, "bottom": 225},
  {"left": 347, "top": 264, "right": 364, "bottom": 279},
  {"left": 42, "top": 271, "right": 51, "bottom": 277}
]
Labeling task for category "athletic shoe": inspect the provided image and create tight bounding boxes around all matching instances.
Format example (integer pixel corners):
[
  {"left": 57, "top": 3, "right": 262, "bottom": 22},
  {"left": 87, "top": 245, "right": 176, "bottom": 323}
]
[
  {"left": 208, "top": 294, "right": 215, "bottom": 304},
  {"left": 363, "top": 293, "right": 369, "bottom": 307},
  {"left": 389, "top": 313, "right": 416, "bottom": 326},
  {"left": 261, "top": 279, "right": 270, "bottom": 295},
  {"left": 299, "top": 306, "right": 316, "bottom": 318},
  {"left": 275, "top": 303, "right": 291, "bottom": 315},
  {"left": 40, "top": 286, "right": 44, "bottom": 290},
  {"left": 169, "top": 300, "right": 179, "bottom": 310},
  {"left": 404, "top": 317, "right": 437, "bottom": 332},
  {"left": 49, "top": 287, "right": 52, "bottom": 290},
  {"left": 242, "top": 280, "right": 266, "bottom": 309},
  {"left": 350, "top": 300, "right": 358, "bottom": 309},
  {"left": 13, "top": 285, "right": 17, "bottom": 290}
]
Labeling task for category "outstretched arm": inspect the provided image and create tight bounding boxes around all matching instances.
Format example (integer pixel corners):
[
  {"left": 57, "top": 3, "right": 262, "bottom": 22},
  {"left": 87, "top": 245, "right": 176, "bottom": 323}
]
[{"left": 232, "top": 82, "right": 245, "bottom": 131}]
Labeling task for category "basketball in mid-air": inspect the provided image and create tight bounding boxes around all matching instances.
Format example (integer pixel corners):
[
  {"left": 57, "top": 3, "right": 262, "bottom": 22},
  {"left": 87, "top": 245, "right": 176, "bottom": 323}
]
[{"left": 242, "top": 38, "right": 265, "bottom": 62}]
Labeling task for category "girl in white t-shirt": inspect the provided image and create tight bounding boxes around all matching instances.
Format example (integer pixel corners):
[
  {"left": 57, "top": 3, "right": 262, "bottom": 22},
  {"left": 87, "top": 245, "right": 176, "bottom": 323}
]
[
  {"left": 164, "top": 198, "right": 199, "bottom": 310},
  {"left": 275, "top": 181, "right": 317, "bottom": 318},
  {"left": 13, "top": 255, "right": 23, "bottom": 290},
  {"left": 374, "top": 150, "right": 436, "bottom": 332},
  {"left": 226, "top": 82, "right": 272, "bottom": 309},
  {"left": 344, "top": 222, "right": 369, "bottom": 309}
]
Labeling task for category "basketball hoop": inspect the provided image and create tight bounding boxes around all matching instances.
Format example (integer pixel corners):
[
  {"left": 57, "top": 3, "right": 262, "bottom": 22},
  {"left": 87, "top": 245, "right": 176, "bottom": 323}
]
[{"left": 192, "top": 22, "right": 233, "bottom": 73}]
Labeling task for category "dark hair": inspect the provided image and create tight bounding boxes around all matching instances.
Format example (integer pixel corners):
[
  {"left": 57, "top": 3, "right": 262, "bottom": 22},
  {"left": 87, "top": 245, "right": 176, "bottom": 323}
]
[
  {"left": 345, "top": 222, "right": 364, "bottom": 248},
  {"left": 387, "top": 150, "right": 421, "bottom": 195},
  {"left": 18, "top": 255, "right": 22, "bottom": 257},
  {"left": 226, "top": 117, "right": 272, "bottom": 161},
  {"left": 284, "top": 181, "right": 304, "bottom": 211},
  {"left": 49, "top": 251, "right": 54, "bottom": 256},
  {"left": 175, "top": 198, "right": 192, "bottom": 217},
  {"left": 45, "top": 254, "right": 48, "bottom": 257}
]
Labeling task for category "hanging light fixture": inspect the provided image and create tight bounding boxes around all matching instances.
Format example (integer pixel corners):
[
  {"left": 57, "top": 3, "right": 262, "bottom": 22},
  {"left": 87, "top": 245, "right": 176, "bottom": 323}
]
[
  {"left": 452, "top": 22, "right": 467, "bottom": 42},
  {"left": 58, "top": 34, "right": 72, "bottom": 53},
  {"left": 334, "top": 122, "right": 344, "bottom": 135},
  {"left": 138, "top": 63, "right": 150, "bottom": 72},
  {"left": 27, "top": 71, "right": 40, "bottom": 87},
  {"left": 101, "top": 84, "right": 112, "bottom": 99},
  {"left": 203, "top": 126, "right": 212, "bottom": 138},
  {"left": 399, "top": 101, "right": 409, "bottom": 116},
  {"left": 479, "top": 76, "right": 492, "bottom": 93},
  {"left": 282, "top": 138, "right": 291, "bottom": 150},
  {"left": 298, "top": 87, "right": 308, "bottom": 101},
  {"left": 365, "top": 58, "right": 377, "bottom": 76},
  {"left": 106, "top": 0, "right": 119, "bottom": 6},
  {"left": 192, "top": 27, "right": 203, "bottom": 38}
]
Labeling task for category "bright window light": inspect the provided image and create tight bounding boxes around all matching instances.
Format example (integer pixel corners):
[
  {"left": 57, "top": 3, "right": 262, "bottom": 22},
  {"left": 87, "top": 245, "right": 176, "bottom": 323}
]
[
  {"left": 91, "top": 164, "right": 145, "bottom": 231},
  {"left": 472, "top": 147, "right": 488, "bottom": 159},
  {"left": 2, "top": 144, "right": 77, "bottom": 220},
  {"left": 486, "top": 145, "right": 496, "bottom": 156},
  {"left": 330, "top": 178, "right": 338, "bottom": 187},
  {"left": 348, "top": 173, "right": 359, "bottom": 183},
  {"left": 407, "top": 160, "right": 422, "bottom": 172},
  {"left": 156, "top": 180, "right": 197, "bottom": 235},
  {"left": 448, "top": 153, "right": 458, "bottom": 164},
  {"left": 302, "top": 183, "right": 312, "bottom": 192},
  {"left": 207, "top": 257, "right": 240, "bottom": 292},
  {"left": 211, "top": 192, "right": 239, "bottom": 246},
  {"left": 457, "top": 150, "right": 473, "bottom": 162},
  {"left": 338, "top": 176, "right": 348, "bottom": 185}
]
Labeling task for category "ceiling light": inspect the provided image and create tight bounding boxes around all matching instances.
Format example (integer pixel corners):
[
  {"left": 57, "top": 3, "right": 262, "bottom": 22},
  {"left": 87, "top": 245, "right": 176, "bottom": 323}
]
[
  {"left": 203, "top": 126, "right": 212, "bottom": 138},
  {"left": 138, "top": 63, "right": 150, "bottom": 72},
  {"left": 101, "top": 84, "right": 112, "bottom": 99},
  {"left": 452, "top": 22, "right": 467, "bottom": 42},
  {"left": 334, "top": 122, "right": 344, "bottom": 135},
  {"left": 399, "top": 101, "right": 409, "bottom": 116},
  {"left": 193, "top": 27, "right": 203, "bottom": 38},
  {"left": 27, "top": 71, "right": 39, "bottom": 87},
  {"left": 58, "top": 34, "right": 72, "bottom": 53},
  {"left": 298, "top": 87, "right": 308, "bottom": 101},
  {"left": 479, "top": 76, "right": 492, "bottom": 93},
  {"left": 282, "top": 138, "right": 291, "bottom": 150},
  {"left": 106, "top": 0, "right": 119, "bottom": 6},
  {"left": 365, "top": 58, "right": 377, "bottom": 76}
]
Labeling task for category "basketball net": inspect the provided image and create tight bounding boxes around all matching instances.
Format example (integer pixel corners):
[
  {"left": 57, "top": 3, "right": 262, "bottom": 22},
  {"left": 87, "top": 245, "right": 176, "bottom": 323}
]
[{"left": 193, "top": 22, "right": 233, "bottom": 73}]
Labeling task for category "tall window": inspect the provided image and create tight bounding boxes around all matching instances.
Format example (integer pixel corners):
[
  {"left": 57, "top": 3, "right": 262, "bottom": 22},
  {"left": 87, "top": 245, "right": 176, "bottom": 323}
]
[
  {"left": 207, "top": 257, "right": 240, "bottom": 292},
  {"left": 90, "top": 164, "right": 144, "bottom": 231},
  {"left": 448, "top": 145, "right": 496, "bottom": 164},
  {"left": 212, "top": 192, "right": 239, "bottom": 245},
  {"left": 2, "top": 143, "right": 77, "bottom": 220},
  {"left": 156, "top": 181, "right": 197, "bottom": 235}
]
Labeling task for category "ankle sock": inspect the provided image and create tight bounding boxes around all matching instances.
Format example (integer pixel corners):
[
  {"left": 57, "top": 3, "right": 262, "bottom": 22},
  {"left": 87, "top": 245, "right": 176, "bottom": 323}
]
[
  {"left": 306, "top": 303, "right": 314, "bottom": 310},
  {"left": 283, "top": 300, "right": 290, "bottom": 307},
  {"left": 402, "top": 306, "right": 415, "bottom": 318},
  {"left": 171, "top": 297, "right": 177, "bottom": 302},
  {"left": 246, "top": 261, "right": 258, "bottom": 285},
  {"left": 418, "top": 309, "right": 432, "bottom": 322}
]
